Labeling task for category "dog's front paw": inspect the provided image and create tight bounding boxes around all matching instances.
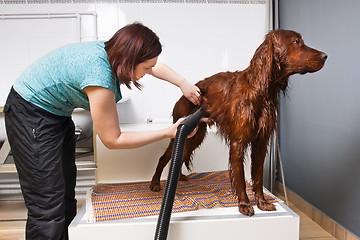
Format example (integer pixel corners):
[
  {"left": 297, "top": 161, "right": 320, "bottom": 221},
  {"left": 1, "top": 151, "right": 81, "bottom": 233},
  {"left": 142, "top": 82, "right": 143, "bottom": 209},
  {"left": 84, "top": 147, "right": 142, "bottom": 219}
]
[
  {"left": 238, "top": 203, "right": 255, "bottom": 216},
  {"left": 149, "top": 181, "right": 161, "bottom": 192},
  {"left": 257, "top": 199, "right": 276, "bottom": 212}
]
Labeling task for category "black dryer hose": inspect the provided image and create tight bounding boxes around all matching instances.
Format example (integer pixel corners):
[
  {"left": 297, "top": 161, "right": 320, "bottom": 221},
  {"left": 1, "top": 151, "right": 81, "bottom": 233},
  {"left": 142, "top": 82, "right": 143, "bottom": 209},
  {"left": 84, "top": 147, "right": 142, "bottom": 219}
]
[{"left": 154, "top": 107, "right": 205, "bottom": 240}]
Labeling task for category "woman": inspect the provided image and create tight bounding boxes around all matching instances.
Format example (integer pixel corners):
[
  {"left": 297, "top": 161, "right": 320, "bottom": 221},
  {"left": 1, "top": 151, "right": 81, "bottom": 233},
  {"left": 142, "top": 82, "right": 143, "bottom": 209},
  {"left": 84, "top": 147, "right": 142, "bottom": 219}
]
[{"left": 4, "top": 22, "right": 200, "bottom": 240}]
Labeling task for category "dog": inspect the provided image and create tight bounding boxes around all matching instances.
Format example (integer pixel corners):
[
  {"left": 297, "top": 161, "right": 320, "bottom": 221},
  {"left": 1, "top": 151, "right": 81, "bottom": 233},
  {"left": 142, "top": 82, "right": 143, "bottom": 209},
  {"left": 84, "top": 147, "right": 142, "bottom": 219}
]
[{"left": 150, "top": 30, "right": 327, "bottom": 216}]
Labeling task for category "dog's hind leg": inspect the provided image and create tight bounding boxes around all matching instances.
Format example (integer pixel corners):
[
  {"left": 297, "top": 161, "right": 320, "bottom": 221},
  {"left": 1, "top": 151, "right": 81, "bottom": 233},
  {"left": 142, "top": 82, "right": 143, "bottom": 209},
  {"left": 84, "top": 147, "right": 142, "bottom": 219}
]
[
  {"left": 179, "top": 122, "right": 207, "bottom": 181},
  {"left": 149, "top": 122, "right": 207, "bottom": 191},
  {"left": 150, "top": 140, "right": 174, "bottom": 192},
  {"left": 251, "top": 137, "right": 276, "bottom": 212}
]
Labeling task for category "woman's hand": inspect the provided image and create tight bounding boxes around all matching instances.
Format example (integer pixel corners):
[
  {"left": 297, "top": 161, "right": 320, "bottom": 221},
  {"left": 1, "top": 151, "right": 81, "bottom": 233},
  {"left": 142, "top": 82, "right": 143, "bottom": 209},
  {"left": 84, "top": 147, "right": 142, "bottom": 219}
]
[
  {"left": 179, "top": 78, "right": 201, "bottom": 105},
  {"left": 151, "top": 62, "right": 201, "bottom": 105},
  {"left": 166, "top": 117, "right": 201, "bottom": 139},
  {"left": 165, "top": 118, "right": 184, "bottom": 138}
]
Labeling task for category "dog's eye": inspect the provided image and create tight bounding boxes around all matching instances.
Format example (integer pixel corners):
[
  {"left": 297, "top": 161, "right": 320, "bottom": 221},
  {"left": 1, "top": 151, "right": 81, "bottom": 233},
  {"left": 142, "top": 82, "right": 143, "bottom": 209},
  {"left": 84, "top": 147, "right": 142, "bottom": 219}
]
[{"left": 294, "top": 38, "right": 301, "bottom": 44}]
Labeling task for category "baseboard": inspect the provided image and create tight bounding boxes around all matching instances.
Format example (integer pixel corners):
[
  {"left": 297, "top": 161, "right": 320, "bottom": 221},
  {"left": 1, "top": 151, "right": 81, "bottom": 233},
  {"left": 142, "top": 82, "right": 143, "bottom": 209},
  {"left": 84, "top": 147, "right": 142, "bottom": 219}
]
[{"left": 275, "top": 181, "right": 359, "bottom": 240}]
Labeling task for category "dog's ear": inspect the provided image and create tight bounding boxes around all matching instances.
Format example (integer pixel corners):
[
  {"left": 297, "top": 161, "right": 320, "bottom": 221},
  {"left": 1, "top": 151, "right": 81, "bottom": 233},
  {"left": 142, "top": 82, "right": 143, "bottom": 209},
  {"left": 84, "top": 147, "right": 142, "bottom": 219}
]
[
  {"left": 270, "top": 31, "right": 282, "bottom": 75},
  {"left": 269, "top": 30, "right": 291, "bottom": 91},
  {"left": 249, "top": 32, "right": 274, "bottom": 91},
  {"left": 249, "top": 31, "right": 283, "bottom": 91}
]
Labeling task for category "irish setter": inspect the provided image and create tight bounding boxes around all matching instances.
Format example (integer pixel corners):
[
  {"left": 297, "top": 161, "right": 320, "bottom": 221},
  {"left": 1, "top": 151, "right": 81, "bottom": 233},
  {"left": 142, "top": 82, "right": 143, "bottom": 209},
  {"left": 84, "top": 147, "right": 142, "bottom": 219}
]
[{"left": 150, "top": 30, "right": 327, "bottom": 216}]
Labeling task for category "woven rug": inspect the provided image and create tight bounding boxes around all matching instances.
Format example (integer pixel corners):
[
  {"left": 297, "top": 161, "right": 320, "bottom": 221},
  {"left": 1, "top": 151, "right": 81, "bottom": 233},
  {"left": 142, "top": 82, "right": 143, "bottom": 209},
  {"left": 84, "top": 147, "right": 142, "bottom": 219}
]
[{"left": 86, "top": 170, "right": 281, "bottom": 222}]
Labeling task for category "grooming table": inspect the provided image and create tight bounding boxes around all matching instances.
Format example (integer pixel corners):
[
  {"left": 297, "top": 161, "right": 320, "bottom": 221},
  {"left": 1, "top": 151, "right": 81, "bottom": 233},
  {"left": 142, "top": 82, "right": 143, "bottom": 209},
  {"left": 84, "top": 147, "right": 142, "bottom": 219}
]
[
  {"left": 69, "top": 171, "right": 299, "bottom": 239},
  {"left": 70, "top": 124, "right": 299, "bottom": 239}
]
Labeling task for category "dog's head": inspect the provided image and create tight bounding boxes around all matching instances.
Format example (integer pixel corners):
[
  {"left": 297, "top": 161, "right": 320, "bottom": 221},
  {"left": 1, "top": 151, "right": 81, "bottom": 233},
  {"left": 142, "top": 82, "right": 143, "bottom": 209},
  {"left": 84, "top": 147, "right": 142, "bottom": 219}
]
[
  {"left": 250, "top": 29, "right": 327, "bottom": 91},
  {"left": 271, "top": 29, "right": 327, "bottom": 76}
]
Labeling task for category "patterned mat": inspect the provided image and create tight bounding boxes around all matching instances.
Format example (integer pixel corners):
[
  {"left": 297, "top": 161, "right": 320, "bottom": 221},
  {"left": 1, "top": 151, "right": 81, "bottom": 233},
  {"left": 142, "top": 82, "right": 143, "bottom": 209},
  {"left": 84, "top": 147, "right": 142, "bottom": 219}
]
[{"left": 86, "top": 170, "right": 281, "bottom": 222}]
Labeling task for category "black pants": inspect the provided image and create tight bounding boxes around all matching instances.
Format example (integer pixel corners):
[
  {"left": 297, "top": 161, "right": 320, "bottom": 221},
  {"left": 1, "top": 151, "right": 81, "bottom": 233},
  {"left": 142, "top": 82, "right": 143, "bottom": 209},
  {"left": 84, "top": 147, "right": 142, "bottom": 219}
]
[{"left": 4, "top": 87, "right": 77, "bottom": 240}]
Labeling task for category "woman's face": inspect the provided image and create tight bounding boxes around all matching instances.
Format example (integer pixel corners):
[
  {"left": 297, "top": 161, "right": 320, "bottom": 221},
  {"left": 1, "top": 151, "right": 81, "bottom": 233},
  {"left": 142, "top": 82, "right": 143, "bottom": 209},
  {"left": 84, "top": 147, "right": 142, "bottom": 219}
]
[{"left": 134, "top": 56, "right": 158, "bottom": 81}]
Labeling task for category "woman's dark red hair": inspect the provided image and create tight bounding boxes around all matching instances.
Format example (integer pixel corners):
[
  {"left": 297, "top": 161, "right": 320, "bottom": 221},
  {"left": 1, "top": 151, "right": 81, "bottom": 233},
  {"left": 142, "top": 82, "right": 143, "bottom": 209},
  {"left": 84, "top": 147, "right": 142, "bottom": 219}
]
[{"left": 105, "top": 22, "right": 162, "bottom": 89}]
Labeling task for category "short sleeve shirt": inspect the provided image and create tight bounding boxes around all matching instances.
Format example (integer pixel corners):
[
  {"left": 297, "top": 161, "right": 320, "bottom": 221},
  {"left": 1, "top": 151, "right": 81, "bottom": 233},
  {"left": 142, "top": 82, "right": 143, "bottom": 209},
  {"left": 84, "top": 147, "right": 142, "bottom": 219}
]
[{"left": 13, "top": 41, "right": 122, "bottom": 117}]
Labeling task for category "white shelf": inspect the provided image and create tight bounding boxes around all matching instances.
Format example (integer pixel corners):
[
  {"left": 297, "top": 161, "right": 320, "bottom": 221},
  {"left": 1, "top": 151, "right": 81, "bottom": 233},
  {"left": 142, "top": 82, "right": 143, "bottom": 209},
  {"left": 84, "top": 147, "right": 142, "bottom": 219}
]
[{"left": 69, "top": 202, "right": 299, "bottom": 240}]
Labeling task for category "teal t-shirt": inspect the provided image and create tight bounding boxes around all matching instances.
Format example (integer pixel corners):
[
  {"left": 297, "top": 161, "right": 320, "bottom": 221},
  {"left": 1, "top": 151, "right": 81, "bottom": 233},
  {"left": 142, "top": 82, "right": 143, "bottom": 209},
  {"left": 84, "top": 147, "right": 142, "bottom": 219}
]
[{"left": 13, "top": 41, "right": 122, "bottom": 117}]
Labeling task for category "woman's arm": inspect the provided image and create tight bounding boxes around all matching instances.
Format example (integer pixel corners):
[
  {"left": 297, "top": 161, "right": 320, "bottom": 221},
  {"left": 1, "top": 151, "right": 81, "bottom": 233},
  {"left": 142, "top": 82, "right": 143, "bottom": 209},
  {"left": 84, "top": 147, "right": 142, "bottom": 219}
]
[
  {"left": 84, "top": 86, "right": 183, "bottom": 149},
  {"left": 151, "top": 62, "right": 201, "bottom": 105}
]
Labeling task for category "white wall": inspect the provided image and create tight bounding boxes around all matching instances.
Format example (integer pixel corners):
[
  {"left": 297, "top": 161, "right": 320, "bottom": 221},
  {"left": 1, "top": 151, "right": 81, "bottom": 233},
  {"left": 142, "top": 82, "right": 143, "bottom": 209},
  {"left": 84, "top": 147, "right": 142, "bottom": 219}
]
[{"left": 0, "top": 1, "right": 268, "bottom": 125}]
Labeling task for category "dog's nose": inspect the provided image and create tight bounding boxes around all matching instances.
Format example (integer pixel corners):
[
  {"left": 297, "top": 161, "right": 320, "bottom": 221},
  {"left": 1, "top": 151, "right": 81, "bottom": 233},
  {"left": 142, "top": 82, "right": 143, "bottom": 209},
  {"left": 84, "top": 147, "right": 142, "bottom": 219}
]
[{"left": 320, "top": 53, "right": 328, "bottom": 61}]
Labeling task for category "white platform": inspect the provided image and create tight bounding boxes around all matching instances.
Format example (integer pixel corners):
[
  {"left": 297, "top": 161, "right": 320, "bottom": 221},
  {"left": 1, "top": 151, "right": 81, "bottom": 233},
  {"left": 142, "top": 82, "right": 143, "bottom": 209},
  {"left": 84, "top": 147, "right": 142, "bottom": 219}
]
[
  {"left": 69, "top": 202, "right": 299, "bottom": 240},
  {"left": 84, "top": 123, "right": 299, "bottom": 239}
]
